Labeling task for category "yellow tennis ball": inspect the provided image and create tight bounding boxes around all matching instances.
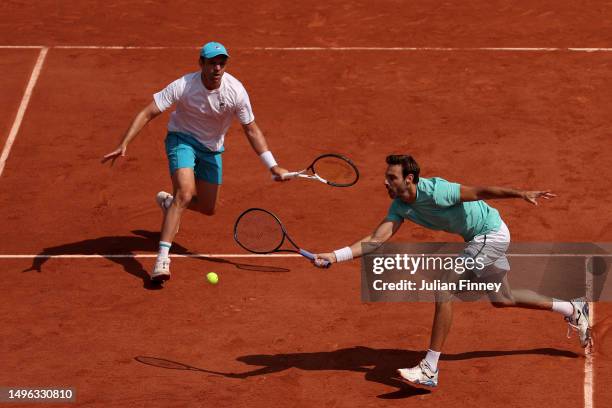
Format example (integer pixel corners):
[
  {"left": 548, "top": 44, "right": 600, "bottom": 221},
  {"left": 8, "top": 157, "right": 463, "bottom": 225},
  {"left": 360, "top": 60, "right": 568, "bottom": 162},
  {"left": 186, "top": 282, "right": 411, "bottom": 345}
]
[{"left": 206, "top": 272, "right": 219, "bottom": 285}]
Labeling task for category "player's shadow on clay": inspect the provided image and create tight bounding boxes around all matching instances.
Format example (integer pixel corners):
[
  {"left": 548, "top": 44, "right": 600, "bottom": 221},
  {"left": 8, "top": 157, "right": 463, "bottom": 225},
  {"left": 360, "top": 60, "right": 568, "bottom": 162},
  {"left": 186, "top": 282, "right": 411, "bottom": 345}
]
[
  {"left": 135, "top": 346, "right": 579, "bottom": 399},
  {"left": 22, "top": 229, "right": 290, "bottom": 290}
]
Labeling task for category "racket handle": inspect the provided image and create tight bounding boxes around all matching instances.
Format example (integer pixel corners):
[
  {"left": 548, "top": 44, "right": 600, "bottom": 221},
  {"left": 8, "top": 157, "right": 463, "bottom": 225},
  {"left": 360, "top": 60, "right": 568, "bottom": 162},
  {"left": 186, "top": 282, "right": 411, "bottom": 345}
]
[
  {"left": 299, "top": 249, "right": 331, "bottom": 268},
  {"left": 272, "top": 171, "right": 300, "bottom": 181}
]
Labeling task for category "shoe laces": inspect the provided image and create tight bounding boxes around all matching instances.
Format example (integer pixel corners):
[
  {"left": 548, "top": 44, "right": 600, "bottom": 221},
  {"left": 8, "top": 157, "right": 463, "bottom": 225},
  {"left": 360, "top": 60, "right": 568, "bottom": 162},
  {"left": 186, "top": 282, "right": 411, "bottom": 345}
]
[
  {"left": 420, "top": 359, "right": 436, "bottom": 376},
  {"left": 566, "top": 320, "right": 579, "bottom": 339},
  {"left": 157, "top": 258, "right": 170, "bottom": 268},
  {"left": 564, "top": 302, "right": 581, "bottom": 339}
]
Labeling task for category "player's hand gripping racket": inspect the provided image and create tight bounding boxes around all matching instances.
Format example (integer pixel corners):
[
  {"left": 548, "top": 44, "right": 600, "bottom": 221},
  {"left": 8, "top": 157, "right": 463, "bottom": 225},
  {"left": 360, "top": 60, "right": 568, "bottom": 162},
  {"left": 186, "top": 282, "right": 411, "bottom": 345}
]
[
  {"left": 234, "top": 208, "right": 330, "bottom": 268},
  {"left": 275, "top": 153, "right": 359, "bottom": 187}
]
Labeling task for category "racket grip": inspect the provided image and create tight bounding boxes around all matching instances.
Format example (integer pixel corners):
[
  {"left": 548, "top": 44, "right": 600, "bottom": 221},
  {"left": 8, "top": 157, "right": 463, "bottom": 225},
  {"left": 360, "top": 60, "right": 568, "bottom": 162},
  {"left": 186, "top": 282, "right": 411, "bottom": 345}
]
[
  {"left": 299, "top": 249, "right": 331, "bottom": 268},
  {"left": 273, "top": 171, "right": 300, "bottom": 181}
]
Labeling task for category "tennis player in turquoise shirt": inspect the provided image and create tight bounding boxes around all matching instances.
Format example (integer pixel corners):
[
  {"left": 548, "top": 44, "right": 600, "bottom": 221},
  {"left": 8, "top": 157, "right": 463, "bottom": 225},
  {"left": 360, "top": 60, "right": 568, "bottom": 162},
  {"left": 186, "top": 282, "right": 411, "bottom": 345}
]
[
  {"left": 314, "top": 154, "right": 592, "bottom": 388},
  {"left": 386, "top": 176, "right": 501, "bottom": 242}
]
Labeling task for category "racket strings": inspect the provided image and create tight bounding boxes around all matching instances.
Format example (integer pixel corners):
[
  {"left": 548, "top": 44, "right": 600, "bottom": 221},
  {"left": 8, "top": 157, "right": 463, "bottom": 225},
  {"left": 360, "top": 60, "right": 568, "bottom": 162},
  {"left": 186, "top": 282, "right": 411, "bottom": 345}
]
[
  {"left": 235, "top": 210, "right": 284, "bottom": 253},
  {"left": 312, "top": 156, "right": 358, "bottom": 186}
]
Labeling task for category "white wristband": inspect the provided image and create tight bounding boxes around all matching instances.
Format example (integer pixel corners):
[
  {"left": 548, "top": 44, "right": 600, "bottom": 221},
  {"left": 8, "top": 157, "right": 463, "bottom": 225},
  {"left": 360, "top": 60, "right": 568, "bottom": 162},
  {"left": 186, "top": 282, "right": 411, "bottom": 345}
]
[
  {"left": 333, "top": 246, "right": 353, "bottom": 263},
  {"left": 259, "top": 151, "right": 278, "bottom": 169}
]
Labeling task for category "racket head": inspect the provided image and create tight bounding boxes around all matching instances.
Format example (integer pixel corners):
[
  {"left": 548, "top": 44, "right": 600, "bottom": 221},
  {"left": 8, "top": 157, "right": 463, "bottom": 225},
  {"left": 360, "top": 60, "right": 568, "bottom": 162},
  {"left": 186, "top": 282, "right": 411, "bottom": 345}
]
[
  {"left": 234, "top": 208, "right": 287, "bottom": 254},
  {"left": 310, "top": 153, "right": 359, "bottom": 187}
]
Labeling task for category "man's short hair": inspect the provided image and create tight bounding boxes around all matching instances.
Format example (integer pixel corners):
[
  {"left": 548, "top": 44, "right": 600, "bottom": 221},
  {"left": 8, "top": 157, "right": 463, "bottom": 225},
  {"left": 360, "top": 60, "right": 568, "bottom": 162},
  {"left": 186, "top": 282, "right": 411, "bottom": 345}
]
[{"left": 386, "top": 155, "right": 420, "bottom": 183}]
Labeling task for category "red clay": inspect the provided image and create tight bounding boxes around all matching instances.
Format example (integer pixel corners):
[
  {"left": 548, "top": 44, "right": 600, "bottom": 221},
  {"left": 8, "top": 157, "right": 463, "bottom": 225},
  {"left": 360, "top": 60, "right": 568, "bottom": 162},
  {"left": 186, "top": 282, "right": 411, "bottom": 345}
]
[
  {"left": 0, "top": 50, "right": 40, "bottom": 149},
  {"left": 1, "top": 2, "right": 611, "bottom": 407},
  {"left": 4, "top": 1, "right": 612, "bottom": 47}
]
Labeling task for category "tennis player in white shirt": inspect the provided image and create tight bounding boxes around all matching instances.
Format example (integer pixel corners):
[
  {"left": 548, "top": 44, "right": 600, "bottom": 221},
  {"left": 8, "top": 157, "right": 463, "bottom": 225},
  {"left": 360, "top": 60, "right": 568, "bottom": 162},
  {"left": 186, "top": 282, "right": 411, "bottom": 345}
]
[{"left": 104, "top": 41, "right": 287, "bottom": 283}]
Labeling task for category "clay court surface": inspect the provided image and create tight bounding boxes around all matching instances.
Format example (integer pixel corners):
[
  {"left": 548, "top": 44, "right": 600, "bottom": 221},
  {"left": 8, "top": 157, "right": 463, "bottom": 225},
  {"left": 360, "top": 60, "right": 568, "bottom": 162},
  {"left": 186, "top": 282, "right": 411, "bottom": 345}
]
[{"left": 1, "top": 1, "right": 612, "bottom": 407}]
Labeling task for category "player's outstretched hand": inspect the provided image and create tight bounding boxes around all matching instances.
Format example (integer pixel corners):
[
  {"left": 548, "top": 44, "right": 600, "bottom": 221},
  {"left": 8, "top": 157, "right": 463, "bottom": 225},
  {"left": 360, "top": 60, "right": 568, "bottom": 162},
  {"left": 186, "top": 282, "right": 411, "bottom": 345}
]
[
  {"left": 102, "top": 145, "right": 127, "bottom": 166},
  {"left": 271, "top": 165, "right": 290, "bottom": 181},
  {"left": 522, "top": 190, "right": 557, "bottom": 205},
  {"left": 313, "top": 253, "right": 335, "bottom": 268}
]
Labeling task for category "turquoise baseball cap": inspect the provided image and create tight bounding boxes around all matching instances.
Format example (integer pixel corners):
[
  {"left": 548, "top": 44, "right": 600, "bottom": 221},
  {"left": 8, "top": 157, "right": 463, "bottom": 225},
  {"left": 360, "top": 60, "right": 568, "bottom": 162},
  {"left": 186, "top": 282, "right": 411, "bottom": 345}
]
[{"left": 200, "top": 42, "right": 229, "bottom": 59}]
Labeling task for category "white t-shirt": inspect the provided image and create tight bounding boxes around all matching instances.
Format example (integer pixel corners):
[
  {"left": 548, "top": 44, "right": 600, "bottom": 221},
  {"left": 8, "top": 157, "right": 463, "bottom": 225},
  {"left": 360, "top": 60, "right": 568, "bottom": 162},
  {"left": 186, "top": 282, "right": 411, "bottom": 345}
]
[{"left": 153, "top": 71, "right": 255, "bottom": 152}]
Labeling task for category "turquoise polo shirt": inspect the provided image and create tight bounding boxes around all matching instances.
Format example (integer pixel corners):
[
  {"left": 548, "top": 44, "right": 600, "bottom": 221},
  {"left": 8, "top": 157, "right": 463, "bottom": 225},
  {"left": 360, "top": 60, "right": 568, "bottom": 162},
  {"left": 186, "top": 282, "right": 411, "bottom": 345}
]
[{"left": 386, "top": 177, "right": 502, "bottom": 241}]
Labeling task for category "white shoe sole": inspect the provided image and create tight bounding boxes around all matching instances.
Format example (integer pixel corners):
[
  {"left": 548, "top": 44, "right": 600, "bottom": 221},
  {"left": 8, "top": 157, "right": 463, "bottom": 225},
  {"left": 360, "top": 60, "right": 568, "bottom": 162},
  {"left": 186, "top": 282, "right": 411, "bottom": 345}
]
[
  {"left": 150, "top": 271, "right": 170, "bottom": 282},
  {"left": 397, "top": 368, "right": 438, "bottom": 387}
]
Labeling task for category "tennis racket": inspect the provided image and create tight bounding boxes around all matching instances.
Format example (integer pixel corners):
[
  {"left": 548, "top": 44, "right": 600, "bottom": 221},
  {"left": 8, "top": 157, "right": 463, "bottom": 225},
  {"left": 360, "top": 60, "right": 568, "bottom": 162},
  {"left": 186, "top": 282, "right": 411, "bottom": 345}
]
[
  {"left": 234, "top": 208, "right": 330, "bottom": 268},
  {"left": 275, "top": 153, "right": 359, "bottom": 187}
]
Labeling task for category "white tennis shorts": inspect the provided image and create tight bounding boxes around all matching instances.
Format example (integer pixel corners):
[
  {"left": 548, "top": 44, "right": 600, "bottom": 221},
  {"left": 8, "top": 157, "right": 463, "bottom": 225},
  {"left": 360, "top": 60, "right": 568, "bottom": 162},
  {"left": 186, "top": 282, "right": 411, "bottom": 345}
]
[{"left": 461, "top": 220, "right": 511, "bottom": 277}]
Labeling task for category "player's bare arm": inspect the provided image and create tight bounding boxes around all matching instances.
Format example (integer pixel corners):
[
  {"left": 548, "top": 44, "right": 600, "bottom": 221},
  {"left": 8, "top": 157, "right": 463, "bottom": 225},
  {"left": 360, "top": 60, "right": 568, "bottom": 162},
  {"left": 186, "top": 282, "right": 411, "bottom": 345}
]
[
  {"left": 102, "top": 100, "right": 162, "bottom": 164},
  {"left": 460, "top": 185, "right": 557, "bottom": 205},
  {"left": 241, "top": 121, "right": 288, "bottom": 179},
  {"left": 314, "top": 219, "right": 402, "bottom": 267}
]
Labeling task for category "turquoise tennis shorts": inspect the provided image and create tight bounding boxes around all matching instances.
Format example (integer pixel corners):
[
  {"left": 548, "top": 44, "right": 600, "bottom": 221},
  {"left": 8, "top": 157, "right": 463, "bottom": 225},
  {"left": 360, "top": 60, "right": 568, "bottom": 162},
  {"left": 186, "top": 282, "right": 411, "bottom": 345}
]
[{"left": 165, "top": 132, "right": 224, "bottom": 184}]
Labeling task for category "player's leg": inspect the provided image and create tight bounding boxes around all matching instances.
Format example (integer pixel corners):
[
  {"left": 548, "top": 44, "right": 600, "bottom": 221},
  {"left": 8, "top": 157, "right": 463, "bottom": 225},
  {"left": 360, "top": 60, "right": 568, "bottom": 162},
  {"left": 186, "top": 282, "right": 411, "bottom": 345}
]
[
  {"left": 398, "top": 228, "right": 503, "bottom": 387},
  {"left": 165, "top": 180, "right": 220, "bottom": 215},
  {"left": 471, "top": 220, "right": 569, "bottom": 312},
  {"left": 163, "top": 168, "right": 197, "bottom": 240},
  {"left": 397, "top": 286, "right": 452, "bottom": 387},
  {"left": 151, "top": 134, "right": 199, "bottom": 282},
  {"left": 430, "top": 299, "right": 453, "bottom": 352},
  {"left": 186, "top": 146, "right": 222, "bottom": 214},
  {"left": 488, "top": 273, "right": 554, "bottom": 310},
  {"left": 488, "top": 273, "right": 591, "bottom": 348},
  {"left": 474, "top": 220, "right": 590, "bottom": 346},
  {"left": 191, "top": 179, "right": 220, "bottom": 215},
  {"left": 478, "top": 219, "right": 589, "bottom": 344},
  {"left": 151, "top": 168, "right": 197, "bottom": 282}
]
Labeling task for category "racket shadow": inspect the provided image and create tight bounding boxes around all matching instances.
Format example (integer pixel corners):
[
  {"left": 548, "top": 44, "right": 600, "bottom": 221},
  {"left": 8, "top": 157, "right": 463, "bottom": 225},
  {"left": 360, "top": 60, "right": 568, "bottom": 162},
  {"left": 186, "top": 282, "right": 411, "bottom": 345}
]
[
  {"left": 134, "top": 356, "right": 245, "bottom": 378},
  {"left": 198, "top": 255, "right": 290, "bottom": 273},
  {"left": 22, "top": 230, "right": 290, "bottom": 288}
]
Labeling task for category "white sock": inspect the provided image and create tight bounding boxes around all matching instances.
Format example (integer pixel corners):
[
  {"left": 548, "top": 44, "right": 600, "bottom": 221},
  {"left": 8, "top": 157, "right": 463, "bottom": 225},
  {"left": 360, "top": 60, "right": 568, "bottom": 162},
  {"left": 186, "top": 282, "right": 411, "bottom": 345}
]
[
  {"left": 552, "top": 299, "right": 574, "bottom": 317},
  {"left": 157, "top": 241, "right": 172, "bottom": 260},
  {"left": 425, "top": 349, "right": 441, "bottom": 371}
]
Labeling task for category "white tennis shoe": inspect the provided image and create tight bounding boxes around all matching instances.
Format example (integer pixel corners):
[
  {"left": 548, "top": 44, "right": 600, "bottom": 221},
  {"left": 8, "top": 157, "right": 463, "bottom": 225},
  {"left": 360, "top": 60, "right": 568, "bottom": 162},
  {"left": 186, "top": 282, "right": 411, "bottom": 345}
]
[
  {"left": 151, "top": 257, "right": 171, "bottom": 282},
  {"left": 156, "top": 191, "right": 180, "bottom": 234},
  {"left": 397, "top": 359, "right": 438, "bottom": 387},
  {"left": 565, "top": 298, "right": 592, "bottom": 349},
  {"left": 156, "top": 191, "right": 173, "bottom": 214}
]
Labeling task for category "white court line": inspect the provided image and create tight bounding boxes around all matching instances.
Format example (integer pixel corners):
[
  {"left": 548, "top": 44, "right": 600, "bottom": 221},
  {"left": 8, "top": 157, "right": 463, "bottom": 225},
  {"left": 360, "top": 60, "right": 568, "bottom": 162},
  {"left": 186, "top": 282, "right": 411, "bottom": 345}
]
[
  {"left": 0, "top": 47, "right": 48, "bottom": 177},
  {"left": 0, "top": 45, "right": 46, "bottom": 49},
  {"left": 252, "top": 47, "right": 611, "bottom": 52},
  {"left": 585, "top": 257, "right": 594, "bottom": 408},
  {"left": 0, "top": 253, "right": 298, "bottom": 259},
  {"left": 0, "top": 253, "right": 610, "bottom": 259},
  {"left": 54, "top": 45, "right": 190, "bottom": 50},
  {"left": 2, "top": 45, "right": 612, "bottom": 52}
]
